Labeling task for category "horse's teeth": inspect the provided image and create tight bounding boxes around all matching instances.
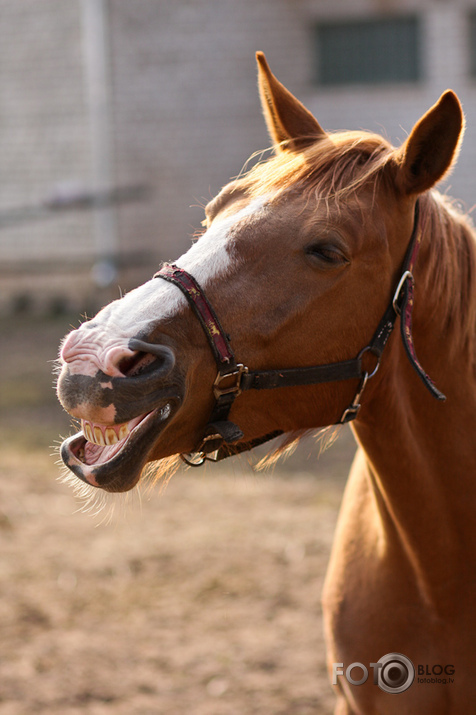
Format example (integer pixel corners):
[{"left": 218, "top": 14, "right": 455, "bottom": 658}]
[
  {"left": 83, "top": 422, "right": 93, "bottom": 443},
  {"left": 105, "top": 427, "right": 118, "bottom": 446},
  {"left": 82, "top": 420, "right": 125, "bottom": 446},
  {"left": 93, "top": 426, "right": 105, "bottom": 446},
  {"left": 80, "top": 417, "right": 145, "bottom": 446}
]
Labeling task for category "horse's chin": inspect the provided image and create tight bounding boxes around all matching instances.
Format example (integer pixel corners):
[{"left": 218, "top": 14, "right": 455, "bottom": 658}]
[{"left": 60, "top": 399, "right": 181, "bottom": 493}]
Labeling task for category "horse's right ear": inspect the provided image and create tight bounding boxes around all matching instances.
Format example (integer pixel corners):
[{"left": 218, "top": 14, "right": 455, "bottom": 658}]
[
  {"left": 256, "top": 52, "right": 326, "bottom": 152},
  {"left": 392, "top": 90, "right": 464, "bottom": 196}
]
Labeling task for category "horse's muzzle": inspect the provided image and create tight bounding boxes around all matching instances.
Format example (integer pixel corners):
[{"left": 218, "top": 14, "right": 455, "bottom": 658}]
[
  {"left": 57, "top": 339, "right": 185, "bottom": 492},
  {"left": 57, "top": 340, "right": 179, "bottom": 424}
]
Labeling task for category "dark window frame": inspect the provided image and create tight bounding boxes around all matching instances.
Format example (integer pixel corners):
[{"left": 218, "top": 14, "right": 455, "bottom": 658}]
[{"left": 313, "top": 15, "right": 422, "bottom": 87}]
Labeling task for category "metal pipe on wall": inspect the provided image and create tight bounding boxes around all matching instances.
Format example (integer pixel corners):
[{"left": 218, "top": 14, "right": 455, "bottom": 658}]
[{"left": 81, "top": 0, "right": 118, "bottom": 287}]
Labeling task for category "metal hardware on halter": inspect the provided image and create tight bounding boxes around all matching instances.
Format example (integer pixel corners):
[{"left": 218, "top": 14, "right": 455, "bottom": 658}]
[
  {"left": 181, "top": 428, "right": 285, "bottom": 467},
  {"left": 339, "top": 346, "right": 381, "bottom": 424},
  {"left": 181, "top": 451, "right": 208, "bottom": 467},
  {"left": 213, "top": 364, "right": 248, "bottom": 399},
  {"left": 393, "top": 270, "right": 414, "bottom": 314},
  {"left": 181, "top": 433, "right": 222, "bottom": 467},
  {"left": 340, "top": 372, "right": 370, "bottom": 424},
  {"left": 357, "top": 346, "right": 381, "bottom": 380}
]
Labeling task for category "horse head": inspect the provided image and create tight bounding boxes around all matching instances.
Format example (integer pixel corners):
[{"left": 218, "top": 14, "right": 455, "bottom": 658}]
[{"left": 56, "top": 52, "right": 463, "bottom": 492}]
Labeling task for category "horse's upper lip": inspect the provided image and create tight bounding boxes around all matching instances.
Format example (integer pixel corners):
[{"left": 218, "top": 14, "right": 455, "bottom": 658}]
[
  {"left": 57, "top": 366, "right": 181, "bottom": 426},
  {"left": 60, "top": 396, "right": 182, "bottom": 492}
]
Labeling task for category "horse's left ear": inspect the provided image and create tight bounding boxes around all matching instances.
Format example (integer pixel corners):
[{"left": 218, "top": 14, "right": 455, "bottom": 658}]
[
  {"left": 393, "top": 90, "right": 464, "bottom": 195},
  {"left": 256, "top": 51, "right": 327, "bottom": 151}
]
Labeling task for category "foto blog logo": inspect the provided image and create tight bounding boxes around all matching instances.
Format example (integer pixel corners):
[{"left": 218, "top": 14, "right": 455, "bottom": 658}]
[{"left": 332, "top": 653, "right": 415, "bottom": 694}]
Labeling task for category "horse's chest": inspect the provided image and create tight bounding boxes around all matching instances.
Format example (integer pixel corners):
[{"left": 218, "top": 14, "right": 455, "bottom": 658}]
[{"left": 321, "top": 458, "right": 461, "bottom": 712}]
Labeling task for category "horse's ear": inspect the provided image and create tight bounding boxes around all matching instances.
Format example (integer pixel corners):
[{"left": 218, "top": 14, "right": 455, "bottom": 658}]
[
  {"left": 392, "top": 90, "right": 464, "bottom": 196},
  {"left": 256, "top": 51, "right": 326, "bottom": 152}
]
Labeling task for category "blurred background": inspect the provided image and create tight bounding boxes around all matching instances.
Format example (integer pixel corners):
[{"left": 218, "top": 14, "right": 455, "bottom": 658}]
[
  {"left": 1, "top": 0, "right": 475, "bottom": 316},
  {"left": 0, "top": 1, "right": 474, "bottom": 713}
]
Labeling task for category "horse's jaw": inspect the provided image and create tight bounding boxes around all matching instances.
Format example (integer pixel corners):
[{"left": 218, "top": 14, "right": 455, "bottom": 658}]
[{"left": 59, "top": 399, "right": 182, "bottom": 493}]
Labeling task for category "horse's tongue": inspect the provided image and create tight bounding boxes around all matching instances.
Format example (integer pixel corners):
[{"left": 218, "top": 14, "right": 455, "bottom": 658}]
[
  {"left": 81, "top": 413, "right": 148, "bottom": 465},
  {"left": 83, "top": 439, "right": 126, "bottom": 466}
]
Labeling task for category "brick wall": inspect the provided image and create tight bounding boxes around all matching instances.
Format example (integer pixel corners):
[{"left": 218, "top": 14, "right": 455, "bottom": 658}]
[
  {"left": 2, "top": 0, "right": 476, "bottom": 312},
  {"left": 0, "top": 1, "right": 93, "bottom": 261},
  {"left": 109, "top": 0, "right": 306, "bottom": 264}
]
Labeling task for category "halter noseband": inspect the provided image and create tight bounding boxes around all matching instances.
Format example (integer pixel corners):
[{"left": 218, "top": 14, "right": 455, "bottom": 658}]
[{"left": 154, "top": 200, "right": 445, "bottom": 466}]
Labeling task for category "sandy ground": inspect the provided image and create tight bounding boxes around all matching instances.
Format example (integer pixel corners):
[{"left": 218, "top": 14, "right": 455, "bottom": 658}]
[{"left": 0, "top": 315, "right": 356, "bottom": 714}]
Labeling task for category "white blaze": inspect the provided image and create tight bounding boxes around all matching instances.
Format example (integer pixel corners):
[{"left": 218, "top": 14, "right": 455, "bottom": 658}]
[
  {"left": 88, "top": 194, "right": 270, "bottom": 336},
  {"left": 64, "top": 197, "right": 268, "bottom": 358}
]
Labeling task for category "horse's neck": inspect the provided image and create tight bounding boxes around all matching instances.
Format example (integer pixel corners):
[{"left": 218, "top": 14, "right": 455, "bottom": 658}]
[{"left": 351, "top": 196, "right": 476, "bottom": 604}]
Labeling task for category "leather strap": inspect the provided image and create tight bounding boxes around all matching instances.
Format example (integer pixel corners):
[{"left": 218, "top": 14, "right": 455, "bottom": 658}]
[
  {"left": 155, "top": 264, "right": 235, "bottom": 368},
  {"left": 154, "top": 199, "right": 445, "bottom": 465},
  {"left": 241, "top": 359, "right": 362, "bottom": 391},
  {"left": 365, "top": 201, "right": 445, "bottom": 401}
]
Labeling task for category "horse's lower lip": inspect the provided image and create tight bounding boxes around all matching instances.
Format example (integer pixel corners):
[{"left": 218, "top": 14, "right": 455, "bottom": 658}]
[{"left": 60, "top": 398, "right": 180, "bottom": 492}]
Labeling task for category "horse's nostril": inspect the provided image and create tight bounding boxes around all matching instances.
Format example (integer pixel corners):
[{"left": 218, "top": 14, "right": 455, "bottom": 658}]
[
  {"left": 127, "top": 339, "right": 176, "bottom": 378},
  {"left": 118, "top": 350, "right": 154, "bottom": 377}
]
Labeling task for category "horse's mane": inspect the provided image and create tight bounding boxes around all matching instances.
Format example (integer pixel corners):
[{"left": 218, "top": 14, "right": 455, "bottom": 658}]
[
  {"left": 419, "top": 190, "right": 476, "bottom": 363},
  {"left": 237, "top": 131, "right": 393, "bottom": 202}
]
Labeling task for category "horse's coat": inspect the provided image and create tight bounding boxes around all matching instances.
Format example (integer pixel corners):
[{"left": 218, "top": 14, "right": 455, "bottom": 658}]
[{"left": 56, "top": 53, "right": 476, "bottom": 712}]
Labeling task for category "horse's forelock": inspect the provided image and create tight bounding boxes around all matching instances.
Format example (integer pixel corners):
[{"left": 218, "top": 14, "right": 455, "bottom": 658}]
[{"left": 237, "top": 131, "right": 393, "bottom": 205}]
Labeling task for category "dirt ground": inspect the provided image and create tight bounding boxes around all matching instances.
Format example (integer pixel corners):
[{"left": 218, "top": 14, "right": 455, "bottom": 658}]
[{"left": 0, "top": 315, "right": 357, "bottom": 715}]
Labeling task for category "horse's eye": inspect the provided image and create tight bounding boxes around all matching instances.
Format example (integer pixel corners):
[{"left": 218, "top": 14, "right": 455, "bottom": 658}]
[{"left": 305, "top": 243, "right": 348, "bottom": 266}]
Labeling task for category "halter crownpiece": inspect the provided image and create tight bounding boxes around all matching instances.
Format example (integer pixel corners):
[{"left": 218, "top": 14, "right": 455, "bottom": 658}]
[{"left": 154, "top": 199, "right": 444, "bottom": 466}]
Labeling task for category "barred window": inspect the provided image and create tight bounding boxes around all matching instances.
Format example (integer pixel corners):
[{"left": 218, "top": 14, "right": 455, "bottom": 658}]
[{"left": 314, "top": 16, "right": 421, "bottom": 86}]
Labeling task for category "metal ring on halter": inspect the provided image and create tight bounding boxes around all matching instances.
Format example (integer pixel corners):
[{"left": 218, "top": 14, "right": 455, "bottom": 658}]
[
  {"left": 357, "top": 346, "right": 381, "bottom": 379},
  {"left": 180, "top": 432, "right": 224, "bottom": 467},
  {"left": 180, "top": 451, "right": 207, "bottom": 467}
]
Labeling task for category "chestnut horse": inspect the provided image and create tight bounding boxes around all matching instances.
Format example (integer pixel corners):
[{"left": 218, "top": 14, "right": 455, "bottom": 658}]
[{"left": 57, "top": 53, "right": 476, "bottom": 713}]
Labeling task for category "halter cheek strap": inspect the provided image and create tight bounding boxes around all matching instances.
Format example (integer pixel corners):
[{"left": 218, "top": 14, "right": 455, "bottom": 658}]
[
  {"left": 153, "top": 264, "right": 250, "bottom": 454},
  {"left": 154, "top": 199, "right": 444, "bottom": 466},
  {"left": 364, "top": 200, "right": 445, "bottom": 402}
]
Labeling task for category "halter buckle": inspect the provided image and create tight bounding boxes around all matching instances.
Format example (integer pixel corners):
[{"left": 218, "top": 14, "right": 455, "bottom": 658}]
[
  {"left": 213, "top": 364, "right": 248, "bottom": 399},
  {"left": 392, "top": 270, "right": 414, "bottom": 315}
]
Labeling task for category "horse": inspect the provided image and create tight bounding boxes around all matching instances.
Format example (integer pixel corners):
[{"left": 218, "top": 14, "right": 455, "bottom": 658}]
[{"left": 56, "top": 52, "right": 476, "bottom": 713}]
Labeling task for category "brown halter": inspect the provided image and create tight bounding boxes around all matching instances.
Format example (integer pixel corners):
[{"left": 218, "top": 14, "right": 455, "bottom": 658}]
[{"left": 155, "top": 200, "right": 444, "bottom": 466}]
